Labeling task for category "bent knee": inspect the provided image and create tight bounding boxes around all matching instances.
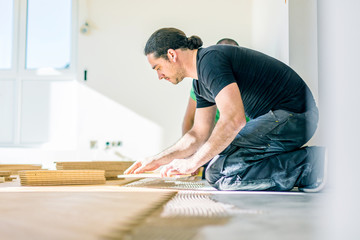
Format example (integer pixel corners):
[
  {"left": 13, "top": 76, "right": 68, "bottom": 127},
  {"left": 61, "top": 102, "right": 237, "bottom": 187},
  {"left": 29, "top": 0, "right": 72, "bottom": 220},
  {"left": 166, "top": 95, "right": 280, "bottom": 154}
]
[{"left": 207, "top": 175, "right": 277, "bottom": 191}]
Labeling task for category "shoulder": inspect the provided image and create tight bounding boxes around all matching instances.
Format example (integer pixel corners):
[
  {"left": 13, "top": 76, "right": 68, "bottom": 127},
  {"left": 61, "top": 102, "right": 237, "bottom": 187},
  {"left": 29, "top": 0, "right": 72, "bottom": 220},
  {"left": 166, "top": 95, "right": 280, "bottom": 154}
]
[
  {"left": 198, "top": 45, "right": 229, "bottom": 61},
  {"left": 197, "top": 45, "right": 243, "bottom": 69},
  {"left": 197, "top": 46, "right": 234, "bottom": 79}
]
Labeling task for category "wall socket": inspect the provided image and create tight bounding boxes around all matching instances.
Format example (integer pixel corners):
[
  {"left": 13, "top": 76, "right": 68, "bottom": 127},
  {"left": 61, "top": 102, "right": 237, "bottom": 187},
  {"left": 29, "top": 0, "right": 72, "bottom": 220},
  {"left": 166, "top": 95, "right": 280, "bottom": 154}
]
[
  {"left": 105, "top": 141, "right": 122, "bottom": 148},
  {"left": 90, "top": 140, "right": 98, "bottom": 149},
  {"left": 89, "top": 140, "right": 122, "bottom": 149}
]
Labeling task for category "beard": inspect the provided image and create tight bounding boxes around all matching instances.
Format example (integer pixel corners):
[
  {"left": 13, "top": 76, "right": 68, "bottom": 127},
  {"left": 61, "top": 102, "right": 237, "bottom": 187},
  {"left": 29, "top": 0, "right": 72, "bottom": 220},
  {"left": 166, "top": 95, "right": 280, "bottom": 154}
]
[{"left": 172, "top": 67, "right": 187, "bottom": 84}]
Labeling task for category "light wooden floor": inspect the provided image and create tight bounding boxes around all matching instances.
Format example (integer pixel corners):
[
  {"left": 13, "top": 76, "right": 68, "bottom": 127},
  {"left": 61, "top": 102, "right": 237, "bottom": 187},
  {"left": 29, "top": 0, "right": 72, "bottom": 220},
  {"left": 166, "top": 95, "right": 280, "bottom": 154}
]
[
  {"left": 0, "top": 178, "right": 176, "bottom": 240},
  {"left": 1, "top": 177, "right": 327, "bottom": 240}
]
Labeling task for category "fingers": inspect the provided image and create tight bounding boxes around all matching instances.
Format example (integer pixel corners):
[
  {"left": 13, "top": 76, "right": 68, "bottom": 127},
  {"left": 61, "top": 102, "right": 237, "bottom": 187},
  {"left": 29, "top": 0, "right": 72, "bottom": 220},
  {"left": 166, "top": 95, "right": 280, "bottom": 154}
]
[
  {"left": 134, "top": 165, "right": 148, "bottom": 174},
  {"left": 160, "top": 165, "right": 170, "bottom": 177},
  {"left": 160, "top": 164, "right": 173, "bottom": 177},
  {"left": 125, "top": 158, "right": 160, "bottom": 175},
  {"left": 160, "top": 164, "right": 180, "bottom": 177},
  {"left": 124, "top": 161, "right": 141, "bottom": 175},
  {"left": 191, "top": 168, "right": 200, "bottom": 176},
  {"left": 127, "top": 158, "right": 192, "bottom": 177},
  {"left": 166, "top": 168, "right": 180, "bottom": 177}
]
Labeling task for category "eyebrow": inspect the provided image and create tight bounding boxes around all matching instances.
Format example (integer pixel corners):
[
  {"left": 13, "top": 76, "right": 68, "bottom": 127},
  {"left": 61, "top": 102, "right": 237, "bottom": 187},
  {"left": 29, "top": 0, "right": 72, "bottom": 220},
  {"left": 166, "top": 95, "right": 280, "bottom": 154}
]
[{"left": 152, "top": 64, "right": 158, "bottom": 70}]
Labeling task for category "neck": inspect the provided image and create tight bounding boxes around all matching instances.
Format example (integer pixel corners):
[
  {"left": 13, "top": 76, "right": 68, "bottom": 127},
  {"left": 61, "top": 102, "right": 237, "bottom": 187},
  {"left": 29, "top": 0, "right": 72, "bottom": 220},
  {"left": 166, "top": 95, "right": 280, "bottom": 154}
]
[{"left": 180, "top": 49, "right": 198, "bottom": 79}]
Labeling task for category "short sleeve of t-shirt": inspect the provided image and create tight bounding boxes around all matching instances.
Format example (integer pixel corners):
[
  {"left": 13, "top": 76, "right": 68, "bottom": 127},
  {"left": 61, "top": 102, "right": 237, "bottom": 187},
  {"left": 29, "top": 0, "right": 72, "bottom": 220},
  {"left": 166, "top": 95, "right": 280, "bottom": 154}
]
[
  {"left": 192, "top": 80, "right": 213, "bottom": 108},
  {"left": 195, "top": 50, "right": 237, "bottom": 108},
  {"left": 190, "top": 87, "right": 196, "bottom": 100}
]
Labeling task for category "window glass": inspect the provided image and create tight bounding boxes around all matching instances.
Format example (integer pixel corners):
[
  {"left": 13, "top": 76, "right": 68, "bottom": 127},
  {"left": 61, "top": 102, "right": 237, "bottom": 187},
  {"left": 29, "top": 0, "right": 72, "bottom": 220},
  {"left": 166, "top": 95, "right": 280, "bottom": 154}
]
[
  {"left": 26, "top": 0, "right": 72, "bottom": 69},
  {"left": 0, "top": 0, "right": 14, "bottom": 69}
]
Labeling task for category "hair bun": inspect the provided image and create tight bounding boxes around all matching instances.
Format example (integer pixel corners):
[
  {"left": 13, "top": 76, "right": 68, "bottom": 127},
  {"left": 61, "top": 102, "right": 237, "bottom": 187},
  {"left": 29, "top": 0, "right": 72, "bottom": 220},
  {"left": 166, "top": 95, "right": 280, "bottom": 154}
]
[{"left": 187, "top": 35, "right": 203, "bottom": 50}]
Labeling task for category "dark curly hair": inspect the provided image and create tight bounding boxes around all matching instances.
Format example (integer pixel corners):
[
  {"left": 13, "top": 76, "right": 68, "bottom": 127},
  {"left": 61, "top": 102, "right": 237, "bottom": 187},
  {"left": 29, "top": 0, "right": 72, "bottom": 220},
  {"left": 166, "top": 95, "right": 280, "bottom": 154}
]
[
  {"left": 216, "top": 38, "right": 239, "bottom": 46},
  {"left": 144, "top": 28, "right": 203, "bottom": 60}
]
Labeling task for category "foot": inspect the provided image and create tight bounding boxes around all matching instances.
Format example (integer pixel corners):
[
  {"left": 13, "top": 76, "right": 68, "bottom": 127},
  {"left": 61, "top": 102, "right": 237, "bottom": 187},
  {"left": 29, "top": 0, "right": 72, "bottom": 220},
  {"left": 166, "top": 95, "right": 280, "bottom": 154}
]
[{"left": 298, "top": 147, "right": 328, "bottom": 193}]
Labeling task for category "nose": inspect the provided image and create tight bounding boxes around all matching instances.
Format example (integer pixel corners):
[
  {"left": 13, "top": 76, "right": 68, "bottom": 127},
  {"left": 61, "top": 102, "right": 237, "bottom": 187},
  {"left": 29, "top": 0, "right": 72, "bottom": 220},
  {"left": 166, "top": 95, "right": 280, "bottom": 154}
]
[{"left": 157, "top": 71, "right": 165, "bottom": 80}]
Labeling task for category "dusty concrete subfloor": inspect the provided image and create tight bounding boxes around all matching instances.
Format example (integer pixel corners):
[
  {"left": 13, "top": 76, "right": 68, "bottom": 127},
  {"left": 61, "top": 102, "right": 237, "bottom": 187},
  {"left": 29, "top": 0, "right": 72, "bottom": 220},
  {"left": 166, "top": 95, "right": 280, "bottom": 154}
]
[
  {"left": 124, "top": 180, "right": 328, "bottom": 240},
  {"left": 200, "top": 192, "right": 326, "bottom": 240}
]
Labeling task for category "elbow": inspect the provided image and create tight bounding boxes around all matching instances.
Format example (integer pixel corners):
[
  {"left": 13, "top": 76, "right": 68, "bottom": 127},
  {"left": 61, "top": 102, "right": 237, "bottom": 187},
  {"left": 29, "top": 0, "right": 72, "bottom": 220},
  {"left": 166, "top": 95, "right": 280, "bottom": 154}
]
[
  {"left": 228, "top": 115, "right": 247, "bottom": 132},
  {"left": 187, "top": 128, "right": 211, "bottom": 145},
  {"left": 182, "top": 119, "right": 194, "bottom": 136}
]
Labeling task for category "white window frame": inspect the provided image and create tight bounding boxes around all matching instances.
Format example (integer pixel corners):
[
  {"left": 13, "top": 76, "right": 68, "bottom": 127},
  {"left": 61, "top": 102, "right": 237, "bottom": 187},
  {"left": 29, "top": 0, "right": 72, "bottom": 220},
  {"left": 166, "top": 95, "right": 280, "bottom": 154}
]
[{"left": 0, "top": 0, "right": 78, "bottom": 146}]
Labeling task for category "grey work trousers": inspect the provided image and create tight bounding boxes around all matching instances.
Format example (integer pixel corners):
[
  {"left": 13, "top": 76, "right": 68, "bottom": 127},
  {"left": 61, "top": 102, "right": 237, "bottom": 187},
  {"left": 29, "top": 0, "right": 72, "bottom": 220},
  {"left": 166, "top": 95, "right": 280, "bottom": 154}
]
[{"left": 205, "top": 107, "right": 324, "bottom": 191}]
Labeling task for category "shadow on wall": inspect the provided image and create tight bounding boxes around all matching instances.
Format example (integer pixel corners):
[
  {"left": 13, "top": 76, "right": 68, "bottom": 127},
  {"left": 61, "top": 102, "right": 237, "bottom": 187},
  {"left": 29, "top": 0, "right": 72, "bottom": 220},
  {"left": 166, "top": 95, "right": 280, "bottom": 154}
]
[
  {"left": 0, "top": 81, "right": 163, "bottom": 168},
  {"left": 76, "top": 82, "right": 163, "bottom": 160}
]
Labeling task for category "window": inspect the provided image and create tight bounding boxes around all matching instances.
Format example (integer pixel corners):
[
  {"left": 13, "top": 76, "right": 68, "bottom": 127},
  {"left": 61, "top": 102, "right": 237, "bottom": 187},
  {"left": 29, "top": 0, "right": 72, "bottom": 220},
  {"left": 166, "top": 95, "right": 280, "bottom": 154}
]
[
  {"left": 0, "top": 0, "right": 14, "bottom": 69},
  {"left": 26, "top": 0, "right": 72, "bottom": 69},
  {"left": 0, "top": 0, "right": 76, "bottom": 146}
]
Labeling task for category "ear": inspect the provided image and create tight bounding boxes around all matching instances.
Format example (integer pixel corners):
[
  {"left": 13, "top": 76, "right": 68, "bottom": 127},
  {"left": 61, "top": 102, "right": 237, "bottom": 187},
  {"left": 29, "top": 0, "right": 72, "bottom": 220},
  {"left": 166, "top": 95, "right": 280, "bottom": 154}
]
[{"left": 167, "top": 49, "right": 177, "bottom": 63}]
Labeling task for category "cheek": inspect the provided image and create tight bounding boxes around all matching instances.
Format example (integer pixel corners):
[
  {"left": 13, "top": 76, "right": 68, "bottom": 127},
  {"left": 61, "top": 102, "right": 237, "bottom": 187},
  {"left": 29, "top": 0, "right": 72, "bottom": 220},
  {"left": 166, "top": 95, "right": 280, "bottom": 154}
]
[
  {"left": 162, "top": 68, "right": 171, "bottom": 77},
  {"left": 169, "top": 65, "right": 178, "bottom": 75}
]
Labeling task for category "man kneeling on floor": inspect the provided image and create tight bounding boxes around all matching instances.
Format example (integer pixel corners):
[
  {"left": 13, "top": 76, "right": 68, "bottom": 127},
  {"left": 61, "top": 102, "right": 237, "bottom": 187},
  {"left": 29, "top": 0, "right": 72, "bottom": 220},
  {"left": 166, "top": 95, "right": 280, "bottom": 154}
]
[{"left": 125, "top": 28, "right": 326, "bottom": 192}]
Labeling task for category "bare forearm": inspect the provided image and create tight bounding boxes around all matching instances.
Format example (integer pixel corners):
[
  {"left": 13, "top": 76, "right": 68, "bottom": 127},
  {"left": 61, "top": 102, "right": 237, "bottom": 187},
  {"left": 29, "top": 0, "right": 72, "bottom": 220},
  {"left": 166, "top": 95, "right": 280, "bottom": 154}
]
[
  {"left": 124, "top": 130, "right": 208, "bottom": 175},
  {"left": 190, "top": 83, "right": 247, "bottom": 168},
  {"left": 152, "top": 129, "right": 208, "bottom": 163},
  {"left": 160, "top": 84, "right": 247, "bottom": 177},
  {"left": 182, "top": 97, "right": 196, "bottom": 135},
  {"left": 190, "top": 119, "right": 245, "bottom": 168},
  {"left": 182, "top": 119, "right": 194, "bottom": 136}
]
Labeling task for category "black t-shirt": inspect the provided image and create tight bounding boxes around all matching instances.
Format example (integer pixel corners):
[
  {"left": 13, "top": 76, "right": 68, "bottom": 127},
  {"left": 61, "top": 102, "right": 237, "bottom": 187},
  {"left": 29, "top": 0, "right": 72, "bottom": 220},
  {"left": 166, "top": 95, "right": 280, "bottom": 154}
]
[{"left": 193, "top": 45, "right": 316, "bottom": 119}]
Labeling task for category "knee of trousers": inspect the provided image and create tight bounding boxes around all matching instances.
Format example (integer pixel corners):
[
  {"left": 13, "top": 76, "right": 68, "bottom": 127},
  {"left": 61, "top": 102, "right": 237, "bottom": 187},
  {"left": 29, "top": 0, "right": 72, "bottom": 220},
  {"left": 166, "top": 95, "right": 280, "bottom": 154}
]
[{"left": 204, "top": 155, "right": 224, "bottom": 186}]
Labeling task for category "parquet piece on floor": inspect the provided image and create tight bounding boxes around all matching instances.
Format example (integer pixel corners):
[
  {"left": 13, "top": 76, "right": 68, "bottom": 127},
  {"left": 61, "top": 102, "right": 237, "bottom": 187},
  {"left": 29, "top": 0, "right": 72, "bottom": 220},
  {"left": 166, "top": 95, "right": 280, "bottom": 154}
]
[
  {"left": 0, "top": 171, "right": 12, "bottom": 177},
  {"left": 56, "top": 161, "right": 134, "bottom": 180},
  {"left": 0, "top": 164, "right": 42, "bottom": 175},
  {"left": 118, "top": 168, "right": 203, "bottom": 181},
  {"left": 0, "top": 189, "right": 177, "bottom": 240},
  {"left": 19, "top": 170, "right": 106, "bottom": 186},
  {"left": 5, "top": 177, "right": 17, "bottom": 182},
  {"left": 124, "top": 178, "right": 207, "bottom": 190},
  {"left": 0, "top": 171, "right": 18, "bottom": 182},
  {"left": 117, "top": 172, "right": 193, "bottom": 179}
]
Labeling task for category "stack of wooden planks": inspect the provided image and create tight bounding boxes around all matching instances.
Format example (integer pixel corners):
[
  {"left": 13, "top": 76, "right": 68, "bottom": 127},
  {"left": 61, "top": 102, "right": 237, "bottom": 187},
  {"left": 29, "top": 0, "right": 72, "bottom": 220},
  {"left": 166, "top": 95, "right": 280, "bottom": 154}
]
[
  {"left": 56, "top": 161, "right": 134, "bottom": 180},
  {"left": 19, "top": 170, "right": 106, "bottom": 186},
  {"left": 0, "top": 171, "right": 17, "bottom": 183},
  {"left": 0, "top": 164, "right": 42, "bottom": 175}
]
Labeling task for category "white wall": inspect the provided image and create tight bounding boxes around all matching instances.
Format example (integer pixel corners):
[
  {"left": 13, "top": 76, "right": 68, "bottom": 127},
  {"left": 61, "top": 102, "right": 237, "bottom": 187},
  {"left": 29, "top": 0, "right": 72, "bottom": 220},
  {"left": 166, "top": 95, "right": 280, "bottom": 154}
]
[
  {"left": 76, "top": 82, "right": 162, "bottom": 160},
  {"left": 252, "top": 0, "right": 289, "bottom": 63},
  {"left": 77, "top": 0, "right": 253, "bottom": 148},
  {"left": 0, "top": 0, "right": 322, "bottom": 167},
  {"left": 252, "top": 0, "right": 319, "bottom": 145},
  {"left": 289, "top": 0, "right": 318, "bottom": 103},
  {"left": 288, "top": 0, "right": 319, "bottom": 145},
  {"left": 77, "top": 0, "right": 319, "bottom": 150},
  {"left": 317, "top": 0, "right": 360, "bottom": 239},
  {"left": 0, "top": 81, "right": 162, "bottom": 169}
]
